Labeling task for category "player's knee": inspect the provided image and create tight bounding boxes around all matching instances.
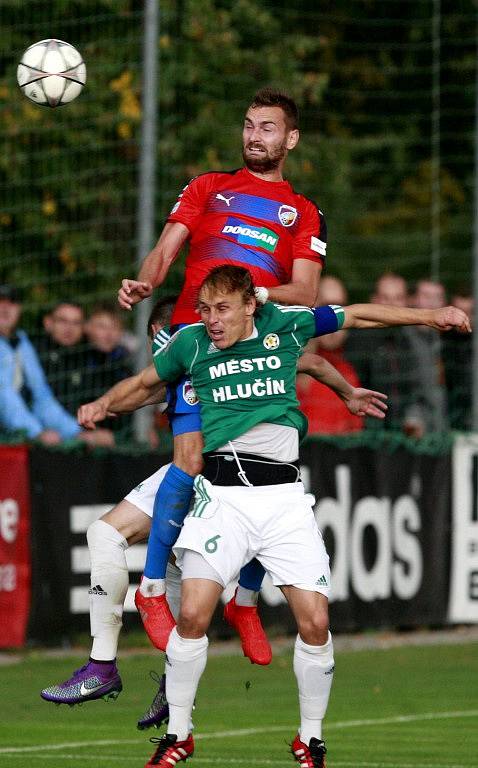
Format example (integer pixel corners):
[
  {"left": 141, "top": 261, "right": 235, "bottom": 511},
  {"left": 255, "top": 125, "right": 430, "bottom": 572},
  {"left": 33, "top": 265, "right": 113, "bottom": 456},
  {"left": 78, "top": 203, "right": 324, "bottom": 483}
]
[
  {"left": 296, "top": 612, "right": 329, "bottom": 646},
  {"left": 178, "top": 606, "right": 208, "bottom": 639},
  {"left": 87, "top": 519, "right": 128, "bottom": 564},
  {"left": 177, "top": 601, "right": 208, "bottom": 637},
  {"left": 87, "top": 518, "right": 114, "bottom": 551}
]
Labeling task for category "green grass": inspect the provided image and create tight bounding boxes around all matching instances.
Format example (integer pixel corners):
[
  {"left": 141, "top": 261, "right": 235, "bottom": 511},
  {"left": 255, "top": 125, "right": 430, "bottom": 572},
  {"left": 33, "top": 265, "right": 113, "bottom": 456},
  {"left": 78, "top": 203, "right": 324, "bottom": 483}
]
[{"left": 0, "top": 642, "right": 477, "bottom": 767}]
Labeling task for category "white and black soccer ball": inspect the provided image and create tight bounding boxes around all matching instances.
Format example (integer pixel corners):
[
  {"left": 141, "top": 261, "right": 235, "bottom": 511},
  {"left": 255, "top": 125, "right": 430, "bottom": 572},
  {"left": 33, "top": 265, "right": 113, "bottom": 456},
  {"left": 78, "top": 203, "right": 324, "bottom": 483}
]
[{"left": 17, "top": 39, "right": 86, "bottom": 108}]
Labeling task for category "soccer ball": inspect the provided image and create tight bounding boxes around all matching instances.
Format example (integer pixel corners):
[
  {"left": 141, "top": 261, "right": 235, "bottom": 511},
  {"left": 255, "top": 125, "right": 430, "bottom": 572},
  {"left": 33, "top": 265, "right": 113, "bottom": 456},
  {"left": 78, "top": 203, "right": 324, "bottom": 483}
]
[{"left": 17, "top": 39, "right": 86, "bottom": 108}]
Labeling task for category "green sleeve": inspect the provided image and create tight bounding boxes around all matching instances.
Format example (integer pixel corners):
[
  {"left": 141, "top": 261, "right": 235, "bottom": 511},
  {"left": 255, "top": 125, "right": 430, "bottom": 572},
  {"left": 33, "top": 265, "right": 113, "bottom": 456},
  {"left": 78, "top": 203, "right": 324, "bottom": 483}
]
[
  {"left": 289, "top": 306, "right": 317, "bottom": 344},
  {"left": 152, "top": 327, "right": 190, "bottom": 382}
]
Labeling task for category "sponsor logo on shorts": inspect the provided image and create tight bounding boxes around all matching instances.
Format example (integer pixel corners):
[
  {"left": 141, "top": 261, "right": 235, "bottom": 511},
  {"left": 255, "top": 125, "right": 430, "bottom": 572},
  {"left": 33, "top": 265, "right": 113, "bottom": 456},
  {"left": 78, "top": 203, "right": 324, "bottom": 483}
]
[
  {"left": 222, "top": 217, "right": 279, "bottom": 252},
  {"left": 88, "top": 584, "right": 107, "bottom": 596},
  {"left": 263, "top": 333, "right": 280, "bottom": 350},
  {"left": 183, "top": 381, "right": 199, "bottom": 406},
  {"left": 315, "top": 574, "right": 328, "bottom": 587},
  {"left": 278, "top": 204, "right": 298, "bottom": 227}
]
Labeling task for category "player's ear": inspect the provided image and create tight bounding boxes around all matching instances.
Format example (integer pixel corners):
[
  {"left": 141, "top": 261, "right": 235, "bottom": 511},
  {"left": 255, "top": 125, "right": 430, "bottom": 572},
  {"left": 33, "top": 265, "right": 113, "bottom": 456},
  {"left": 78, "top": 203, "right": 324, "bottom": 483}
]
[
  {"left": 245, "top": 296, "right": 256, "bottom": 317},
  {"left": 286, "top": 128, "right": 299, "bottom": 151}
]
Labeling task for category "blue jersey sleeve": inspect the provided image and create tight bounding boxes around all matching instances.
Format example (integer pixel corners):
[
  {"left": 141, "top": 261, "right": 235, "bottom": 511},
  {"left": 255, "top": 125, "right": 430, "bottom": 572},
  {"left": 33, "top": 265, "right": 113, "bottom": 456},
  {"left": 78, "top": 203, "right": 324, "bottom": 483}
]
[{"left": 312, "top": 304, "right": 345, "bottom": 337}]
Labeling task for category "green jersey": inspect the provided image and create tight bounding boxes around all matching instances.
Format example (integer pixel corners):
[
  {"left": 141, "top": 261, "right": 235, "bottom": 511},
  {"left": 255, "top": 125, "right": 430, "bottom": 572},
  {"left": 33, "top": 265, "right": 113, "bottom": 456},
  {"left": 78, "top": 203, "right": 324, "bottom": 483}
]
[{"left": 153, "top": 302, "right": 343, "bottom": 452}]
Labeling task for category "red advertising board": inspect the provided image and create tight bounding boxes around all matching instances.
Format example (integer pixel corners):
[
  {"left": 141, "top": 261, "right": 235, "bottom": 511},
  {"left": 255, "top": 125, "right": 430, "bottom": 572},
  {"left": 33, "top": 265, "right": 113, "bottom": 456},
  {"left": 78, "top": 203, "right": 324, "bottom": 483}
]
[{"left": 0, "top": 445, "right": 30, "bottom": 647}]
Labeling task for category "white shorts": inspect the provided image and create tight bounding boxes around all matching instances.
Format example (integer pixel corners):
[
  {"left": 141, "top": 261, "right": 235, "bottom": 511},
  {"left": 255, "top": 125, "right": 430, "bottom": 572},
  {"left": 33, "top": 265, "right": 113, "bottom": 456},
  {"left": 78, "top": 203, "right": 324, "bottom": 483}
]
[
  {"left": 123, "top": 463, "right": 171, "bottom": 518},
  {"left": 173, "top": 476, "right": 330, "bottom": 596}
]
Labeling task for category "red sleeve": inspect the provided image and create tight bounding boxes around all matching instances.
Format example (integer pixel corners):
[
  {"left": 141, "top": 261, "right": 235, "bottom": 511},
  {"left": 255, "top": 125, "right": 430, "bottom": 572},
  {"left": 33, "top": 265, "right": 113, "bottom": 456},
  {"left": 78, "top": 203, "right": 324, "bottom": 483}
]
[
  {"left": 167, "top": 173, "right": 216, "bottom": 231},
  {"left": 293, "top": 198, "right": 327, "bottom": 266}
]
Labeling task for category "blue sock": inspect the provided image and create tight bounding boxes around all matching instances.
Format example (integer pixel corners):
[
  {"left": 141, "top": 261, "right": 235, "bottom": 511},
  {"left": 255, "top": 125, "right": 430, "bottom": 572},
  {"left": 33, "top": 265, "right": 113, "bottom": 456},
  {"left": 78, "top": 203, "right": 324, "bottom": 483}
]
[
  {"left": 144, "top": 464, "right": 195, "bottom": 578},
  {"left": 238, "top": 558, "right": 265, "bottom": 592}
]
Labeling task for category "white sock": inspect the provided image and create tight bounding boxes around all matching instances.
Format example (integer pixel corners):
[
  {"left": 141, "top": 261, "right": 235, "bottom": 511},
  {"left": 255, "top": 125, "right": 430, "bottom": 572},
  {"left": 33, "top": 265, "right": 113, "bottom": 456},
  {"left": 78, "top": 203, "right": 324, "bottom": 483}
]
[
  {"left": 165, "top": 627, "right": 208, "bottom": 741},
  {"left": 293, "top": 632, "right": 334, "bottom": 744},
  {"left": 166, "top": 561, "right": 182, "bottom": 620},
  {"left": 235, "top": 585, "right": 258, "bottom": 607},
  {"left": 87, "top": 519, "right": 129, "bottom": 661},
  {"left": 140, "top": 575, "right": 166, "bottom": 597}
]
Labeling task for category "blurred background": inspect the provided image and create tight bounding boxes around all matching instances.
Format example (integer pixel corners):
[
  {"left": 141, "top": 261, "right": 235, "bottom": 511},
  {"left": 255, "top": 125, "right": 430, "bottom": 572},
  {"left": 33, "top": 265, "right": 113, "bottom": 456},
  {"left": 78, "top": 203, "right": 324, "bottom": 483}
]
[{"left": 0, "top": 0, "right": 474, "bottom": 316}]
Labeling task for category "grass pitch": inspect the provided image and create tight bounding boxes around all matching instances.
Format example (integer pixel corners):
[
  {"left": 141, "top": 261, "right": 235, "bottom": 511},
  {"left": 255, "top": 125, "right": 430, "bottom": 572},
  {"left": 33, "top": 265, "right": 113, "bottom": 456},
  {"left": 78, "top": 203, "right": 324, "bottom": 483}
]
[{"left": 0, "top": 640, "right": 477, "bottom": 767}]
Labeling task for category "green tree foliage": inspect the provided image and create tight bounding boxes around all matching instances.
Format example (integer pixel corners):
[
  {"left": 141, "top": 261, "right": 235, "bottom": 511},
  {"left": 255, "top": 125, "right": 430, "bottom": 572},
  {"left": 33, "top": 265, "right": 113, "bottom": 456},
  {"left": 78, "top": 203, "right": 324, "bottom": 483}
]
[{"left": 0, "top": 0, "right": 474, "bottom": 328}]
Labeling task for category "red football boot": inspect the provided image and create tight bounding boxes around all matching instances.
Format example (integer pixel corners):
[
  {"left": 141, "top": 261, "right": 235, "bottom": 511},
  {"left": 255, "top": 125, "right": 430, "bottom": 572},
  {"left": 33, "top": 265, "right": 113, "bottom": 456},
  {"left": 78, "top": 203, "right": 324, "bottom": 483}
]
[
  {"left": 223, "top": 589, "right": 272, "bottom": 665},
  {"left": 145, "top": 733, "right": 194, "bottom": 767},
  {"left": 135, "top": 589, "right": 176, "bottom": 651},
  {"left": 291, "top": 734, "right": 327, "bottom": 768}
]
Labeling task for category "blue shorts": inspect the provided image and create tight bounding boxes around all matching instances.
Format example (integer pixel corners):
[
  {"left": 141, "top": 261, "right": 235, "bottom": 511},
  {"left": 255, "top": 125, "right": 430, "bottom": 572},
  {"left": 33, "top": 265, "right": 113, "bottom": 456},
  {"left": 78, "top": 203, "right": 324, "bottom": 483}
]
[{"left": 166, "top": 323, "right": 202, "bottom": 437}]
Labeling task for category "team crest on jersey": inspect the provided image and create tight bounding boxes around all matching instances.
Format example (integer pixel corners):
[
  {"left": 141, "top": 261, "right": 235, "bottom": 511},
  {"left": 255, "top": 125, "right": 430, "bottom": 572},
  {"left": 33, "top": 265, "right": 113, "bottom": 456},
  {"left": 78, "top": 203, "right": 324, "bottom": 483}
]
[
  {"left": 263, "top": 333, "right": 280, "bottom": 350},
  {"left": 278, "top": 204, "right": 298, "bottom": 227},
  {"left": 183, "top": 380, "right": 199, "bottom": 406}
]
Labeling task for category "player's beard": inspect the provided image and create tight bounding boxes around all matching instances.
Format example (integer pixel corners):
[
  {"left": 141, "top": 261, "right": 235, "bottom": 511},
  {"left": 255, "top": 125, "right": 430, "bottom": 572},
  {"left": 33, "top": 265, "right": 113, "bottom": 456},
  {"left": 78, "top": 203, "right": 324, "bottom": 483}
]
[{"left": 242, "top": 138, "right": 288, "bottom": 173}]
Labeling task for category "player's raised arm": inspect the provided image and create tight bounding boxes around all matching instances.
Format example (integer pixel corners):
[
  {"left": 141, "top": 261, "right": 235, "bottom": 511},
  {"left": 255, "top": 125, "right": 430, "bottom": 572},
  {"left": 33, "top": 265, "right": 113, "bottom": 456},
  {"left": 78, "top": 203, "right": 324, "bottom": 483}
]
[
  {"left": 298, "top": 352, "right": 388, "bottom": 420},
  {"left": 118, "top": 222, "right": 190, "bottom": 310},
  {"left": 78, "top": 364, "right": 165, "bottom": 429},
  {"left": 259, "top": 258, "right": 322, "bottom": 307},
  {"left": 341, "top": 303, "right": 471, "bottom": 333}
]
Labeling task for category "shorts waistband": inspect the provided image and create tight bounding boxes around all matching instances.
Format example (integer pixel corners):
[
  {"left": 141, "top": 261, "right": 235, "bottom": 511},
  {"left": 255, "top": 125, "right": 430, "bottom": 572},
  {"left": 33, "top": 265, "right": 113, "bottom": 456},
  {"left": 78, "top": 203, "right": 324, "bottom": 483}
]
[{"left": 202, "top": 452, "right": 300, "bottom": 487}]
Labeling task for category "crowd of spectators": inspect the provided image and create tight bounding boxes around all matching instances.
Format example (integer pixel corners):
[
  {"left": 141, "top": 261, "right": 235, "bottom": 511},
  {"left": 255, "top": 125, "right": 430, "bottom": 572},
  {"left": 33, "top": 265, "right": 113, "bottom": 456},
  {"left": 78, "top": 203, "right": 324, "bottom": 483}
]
[
  {"left": 0, "top": 286, "right": 134, "bottom": 446},
  {"left": 0, "top": 273, "right": 474, "bottom": 444},
  {"left": 298, "top": 272, "right": 473, "bottom": 437}
]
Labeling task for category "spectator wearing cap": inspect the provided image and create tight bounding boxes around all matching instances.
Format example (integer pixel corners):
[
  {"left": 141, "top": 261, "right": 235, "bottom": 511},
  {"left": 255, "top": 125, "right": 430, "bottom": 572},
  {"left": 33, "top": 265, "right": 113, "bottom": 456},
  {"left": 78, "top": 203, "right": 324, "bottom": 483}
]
[{"left": 0, "top": 286, "right": 113, "bottom": 446}]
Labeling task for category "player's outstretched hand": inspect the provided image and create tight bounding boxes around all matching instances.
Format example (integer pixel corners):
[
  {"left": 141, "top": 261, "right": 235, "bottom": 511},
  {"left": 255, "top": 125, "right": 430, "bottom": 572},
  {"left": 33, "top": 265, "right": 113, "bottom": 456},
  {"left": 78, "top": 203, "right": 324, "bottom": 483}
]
[
  {"left": 77, "top": 399, "right": 110, "bottom": 430},
  {"left": 344, "top": 388, "right": 388, "bottom": 419},
  {"left": 118, "top": 278, "right": 153, "bottom": 310},
  {"left": 430, "top": 306, "right": 472, "bottom": 333}
]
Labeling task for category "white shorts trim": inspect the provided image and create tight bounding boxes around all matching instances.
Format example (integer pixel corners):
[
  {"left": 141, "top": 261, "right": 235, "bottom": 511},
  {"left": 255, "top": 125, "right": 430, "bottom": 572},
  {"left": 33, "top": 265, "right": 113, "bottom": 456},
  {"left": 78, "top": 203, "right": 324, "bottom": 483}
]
[
  {"left": 173, "top": 476, "right": 330, "bottom": 596},
  {"left": 123, "top": 463, "right": 172, "bottom": 518}
]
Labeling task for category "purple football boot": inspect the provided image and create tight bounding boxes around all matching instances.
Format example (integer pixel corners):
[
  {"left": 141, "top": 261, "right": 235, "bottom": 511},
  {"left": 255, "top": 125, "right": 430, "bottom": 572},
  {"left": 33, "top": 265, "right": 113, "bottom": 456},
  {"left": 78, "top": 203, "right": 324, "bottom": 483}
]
[
  {"left": 40, "top": 660, "right": 122, "bottom": 705},
  {"left": 137, "top": 671, "right": 169, "bottom": 730}
]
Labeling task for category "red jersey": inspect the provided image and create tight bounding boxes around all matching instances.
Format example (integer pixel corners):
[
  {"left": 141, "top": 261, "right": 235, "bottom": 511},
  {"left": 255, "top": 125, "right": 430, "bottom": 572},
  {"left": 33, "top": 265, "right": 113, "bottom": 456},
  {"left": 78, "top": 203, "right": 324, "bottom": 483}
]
[
  {"left": 167, "top": 167, "right": 327, "bottom": 325},
  {"left": 297, "top": 348, "right": 363, "bottom": 435}
]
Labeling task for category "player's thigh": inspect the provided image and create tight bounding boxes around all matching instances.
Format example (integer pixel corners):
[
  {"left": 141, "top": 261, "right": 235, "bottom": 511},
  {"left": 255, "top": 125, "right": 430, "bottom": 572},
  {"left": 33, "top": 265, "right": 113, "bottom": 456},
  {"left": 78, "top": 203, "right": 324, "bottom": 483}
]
[
  {"left": 258, "top": 487, "right": 330, "bottom": 594},
  {"left": 178, "top": 572, "right": 223, "bottom": 638},
  {"left": 101, "top": 499, "right": 151, "bottom": 545}
]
